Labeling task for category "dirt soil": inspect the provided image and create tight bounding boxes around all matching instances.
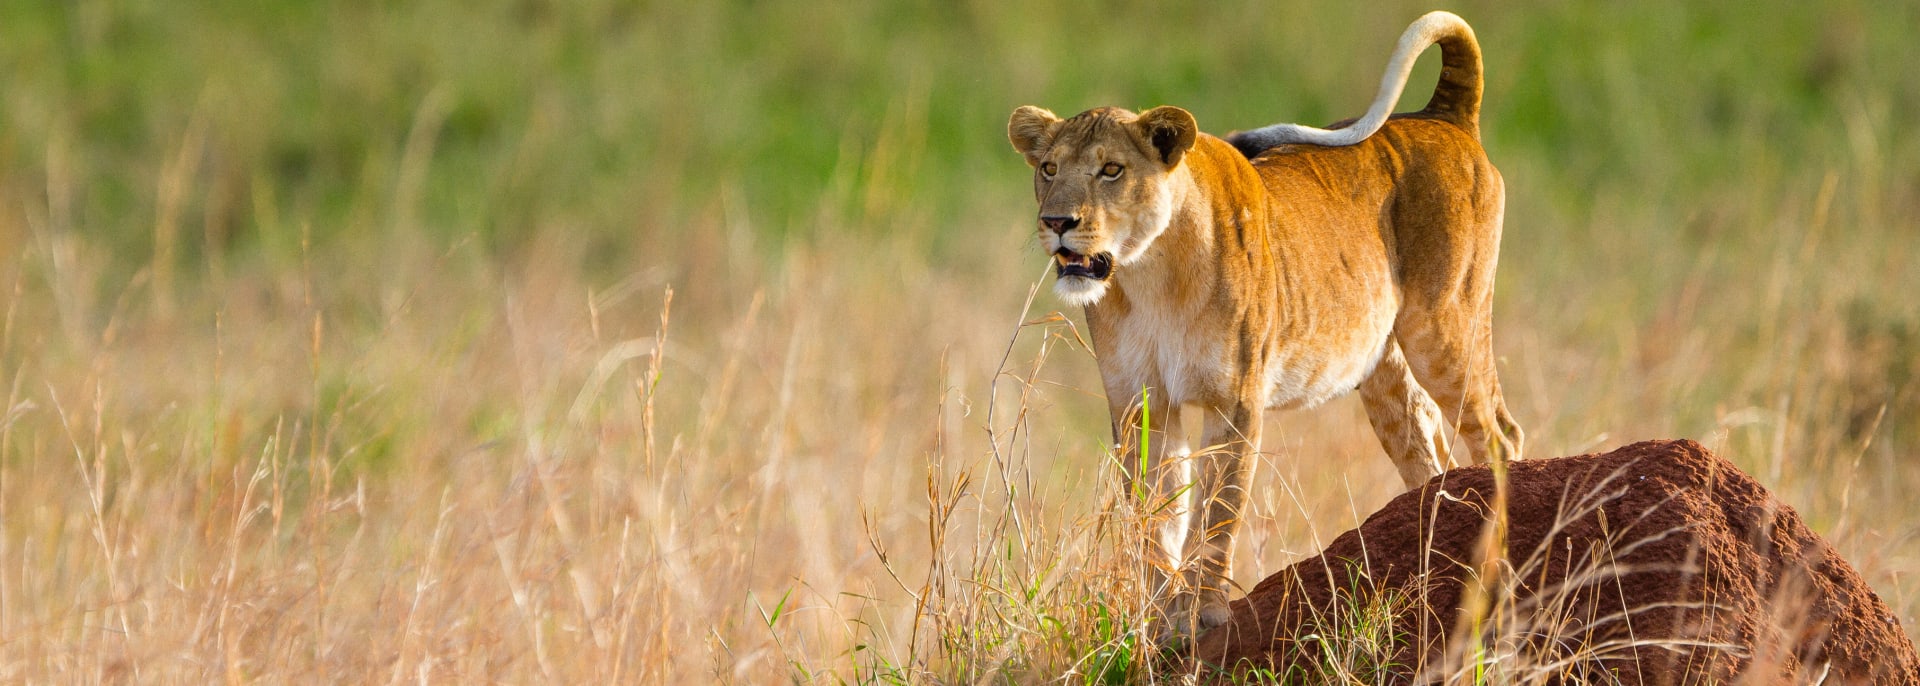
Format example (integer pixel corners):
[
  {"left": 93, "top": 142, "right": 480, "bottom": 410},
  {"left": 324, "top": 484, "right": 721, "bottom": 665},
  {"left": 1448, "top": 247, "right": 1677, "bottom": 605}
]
[{"left": 1190, "top": 439, "right": 1917, "bottom": 684}]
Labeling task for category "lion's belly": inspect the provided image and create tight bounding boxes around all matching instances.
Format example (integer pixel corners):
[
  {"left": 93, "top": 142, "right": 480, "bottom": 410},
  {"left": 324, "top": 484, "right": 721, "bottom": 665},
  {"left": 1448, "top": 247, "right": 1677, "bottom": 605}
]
[{"left": 1262, "top": 299, "right": 1398, "bottom": 411}]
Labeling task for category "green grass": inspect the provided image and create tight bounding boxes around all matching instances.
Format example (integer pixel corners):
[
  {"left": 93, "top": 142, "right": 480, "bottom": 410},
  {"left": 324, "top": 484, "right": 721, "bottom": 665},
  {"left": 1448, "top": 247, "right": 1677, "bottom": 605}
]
[{"left": 0, "top": 0, "right": 1916, "bottom": 682}]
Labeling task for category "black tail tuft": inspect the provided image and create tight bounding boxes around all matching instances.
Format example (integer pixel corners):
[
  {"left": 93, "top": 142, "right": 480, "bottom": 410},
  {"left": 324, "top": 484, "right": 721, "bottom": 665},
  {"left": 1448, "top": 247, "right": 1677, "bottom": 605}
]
[{"left": 1420, "top": 21, "right": 1483, "bottom": 137}]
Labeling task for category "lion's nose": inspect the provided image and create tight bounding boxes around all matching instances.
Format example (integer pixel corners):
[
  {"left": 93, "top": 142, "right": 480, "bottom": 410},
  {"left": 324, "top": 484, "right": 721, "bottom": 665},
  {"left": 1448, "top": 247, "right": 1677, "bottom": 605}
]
[{"left": 1040, "top": 215, "right": 1081, "bottom": 235}]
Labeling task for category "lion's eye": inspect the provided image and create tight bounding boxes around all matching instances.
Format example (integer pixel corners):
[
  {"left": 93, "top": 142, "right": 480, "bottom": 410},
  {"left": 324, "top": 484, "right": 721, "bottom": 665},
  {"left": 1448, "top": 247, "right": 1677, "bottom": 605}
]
[
  {"left": 1041, "top": 162, "right": 1058, "bottom": 177},
  {"left": 1100, "top": 162, "right": 1124, "bottom": 178}
]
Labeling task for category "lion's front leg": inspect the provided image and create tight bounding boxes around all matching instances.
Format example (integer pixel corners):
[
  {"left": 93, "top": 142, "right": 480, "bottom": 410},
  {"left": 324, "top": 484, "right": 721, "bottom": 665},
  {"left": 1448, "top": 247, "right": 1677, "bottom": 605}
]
[
  {"left": 1179, "top": 400, "right": 1263, "bottom": 633},
  {"left": 1108, "top": 392, "right": 1193, "bottom": 625}
]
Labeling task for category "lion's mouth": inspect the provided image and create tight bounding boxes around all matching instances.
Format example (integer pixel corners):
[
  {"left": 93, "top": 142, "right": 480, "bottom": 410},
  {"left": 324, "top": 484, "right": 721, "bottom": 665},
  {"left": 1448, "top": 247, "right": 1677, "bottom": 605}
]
[{"left": 1054, "top": 248, "right": 1114, "bottom": 281}]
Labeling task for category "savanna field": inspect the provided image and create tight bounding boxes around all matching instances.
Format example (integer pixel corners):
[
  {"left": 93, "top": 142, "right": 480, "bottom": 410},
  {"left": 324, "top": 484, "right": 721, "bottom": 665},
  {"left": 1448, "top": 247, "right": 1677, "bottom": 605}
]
[{"left": 0, "top": 1, "right": 1917, "bottom": 682}]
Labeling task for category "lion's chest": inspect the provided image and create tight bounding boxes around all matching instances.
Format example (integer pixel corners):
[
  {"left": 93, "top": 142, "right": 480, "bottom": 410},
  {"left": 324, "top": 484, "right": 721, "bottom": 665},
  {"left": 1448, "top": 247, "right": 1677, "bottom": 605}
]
[{"left": 1094, "top": 309, "right": 1230, "bottom": 407}]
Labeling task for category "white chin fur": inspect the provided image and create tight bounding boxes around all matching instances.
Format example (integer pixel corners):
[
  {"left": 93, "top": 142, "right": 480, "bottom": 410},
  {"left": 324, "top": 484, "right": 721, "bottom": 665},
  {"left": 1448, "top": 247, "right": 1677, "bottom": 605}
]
[{"left": 1053, "top": 276, "right": 1109, "bottom": 307}]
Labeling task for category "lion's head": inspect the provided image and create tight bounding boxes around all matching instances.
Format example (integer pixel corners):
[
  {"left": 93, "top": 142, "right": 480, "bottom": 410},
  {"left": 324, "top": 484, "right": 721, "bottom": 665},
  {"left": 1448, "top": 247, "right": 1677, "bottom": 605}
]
[{"left": 1008, "top": 105, "right": 1197, "bottom": 306}]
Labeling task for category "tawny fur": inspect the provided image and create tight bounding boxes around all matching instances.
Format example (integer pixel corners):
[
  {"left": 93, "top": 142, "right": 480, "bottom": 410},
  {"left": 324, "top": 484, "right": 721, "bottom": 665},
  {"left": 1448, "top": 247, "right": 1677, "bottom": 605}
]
[{"left": 1007, "top": 12, "right": 1524, "bottom": 633}]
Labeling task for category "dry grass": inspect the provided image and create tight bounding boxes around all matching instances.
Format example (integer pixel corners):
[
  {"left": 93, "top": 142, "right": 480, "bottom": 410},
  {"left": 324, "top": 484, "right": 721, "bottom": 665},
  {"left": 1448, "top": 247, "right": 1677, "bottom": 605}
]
[{"left": 1, "top": 0, "right": 1917, "bottom": 683}]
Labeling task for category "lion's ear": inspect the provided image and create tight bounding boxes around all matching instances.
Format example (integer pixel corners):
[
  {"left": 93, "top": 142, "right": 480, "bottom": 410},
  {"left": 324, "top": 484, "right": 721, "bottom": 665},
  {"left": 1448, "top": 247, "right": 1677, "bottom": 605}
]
[
  {"left": 1134, "top": 106, "right": 1197, "bottom": 167},
  {"left": 1008, "top": 106, "right": 1062, "bottom": 167}
]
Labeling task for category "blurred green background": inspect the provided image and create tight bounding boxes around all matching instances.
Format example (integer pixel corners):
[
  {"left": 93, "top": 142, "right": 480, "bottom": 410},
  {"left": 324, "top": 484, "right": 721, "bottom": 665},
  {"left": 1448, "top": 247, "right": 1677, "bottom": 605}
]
[{"left": 6, "top": 1, "right": 1913, "bottom": 259}]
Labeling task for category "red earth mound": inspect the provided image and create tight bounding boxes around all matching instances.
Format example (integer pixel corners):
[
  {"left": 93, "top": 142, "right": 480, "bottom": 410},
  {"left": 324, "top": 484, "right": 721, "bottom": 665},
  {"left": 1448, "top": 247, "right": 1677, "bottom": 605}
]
[{"left": 1191, "top": 439, "right": 1917, "bottom": 684}]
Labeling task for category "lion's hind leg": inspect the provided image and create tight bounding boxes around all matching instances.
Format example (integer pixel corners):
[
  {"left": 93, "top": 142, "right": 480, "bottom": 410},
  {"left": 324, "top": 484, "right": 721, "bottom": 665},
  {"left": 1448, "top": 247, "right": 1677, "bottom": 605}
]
[
  {"left": 1360, "top": 337, "right": 1453, "bottom": 489},
  {"left": 1395, "top": 307, "right": 1523, "bottom": 465}
]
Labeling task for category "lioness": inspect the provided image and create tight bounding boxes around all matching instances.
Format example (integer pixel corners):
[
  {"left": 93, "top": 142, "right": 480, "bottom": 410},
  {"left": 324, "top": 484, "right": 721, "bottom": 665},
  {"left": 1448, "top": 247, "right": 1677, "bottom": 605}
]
[{"left": 1007, "top": 11, "right": 1523, "bottom": 631}]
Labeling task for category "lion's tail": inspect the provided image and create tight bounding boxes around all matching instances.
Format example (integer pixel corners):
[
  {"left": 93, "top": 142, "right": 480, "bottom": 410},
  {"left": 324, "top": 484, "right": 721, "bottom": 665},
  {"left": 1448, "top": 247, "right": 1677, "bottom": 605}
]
[{"left": 1229, "top": 11, "right": 1483, "bottom": 155}]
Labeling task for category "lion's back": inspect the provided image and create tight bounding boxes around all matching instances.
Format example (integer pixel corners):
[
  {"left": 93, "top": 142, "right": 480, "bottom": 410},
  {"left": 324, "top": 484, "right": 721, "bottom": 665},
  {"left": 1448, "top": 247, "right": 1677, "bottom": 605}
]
[{"left": 1249, "top": 116, "right": 1502, "bottom": 305}]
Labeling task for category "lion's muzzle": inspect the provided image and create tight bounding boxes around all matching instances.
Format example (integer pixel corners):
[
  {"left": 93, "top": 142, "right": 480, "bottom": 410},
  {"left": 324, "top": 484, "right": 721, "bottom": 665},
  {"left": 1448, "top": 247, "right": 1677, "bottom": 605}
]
[{"left": 1053, "top": 247, "right": 1114, "bottom": 281}]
